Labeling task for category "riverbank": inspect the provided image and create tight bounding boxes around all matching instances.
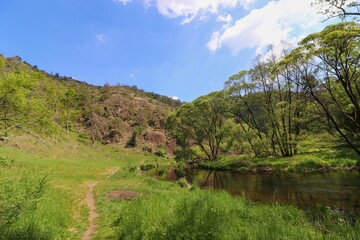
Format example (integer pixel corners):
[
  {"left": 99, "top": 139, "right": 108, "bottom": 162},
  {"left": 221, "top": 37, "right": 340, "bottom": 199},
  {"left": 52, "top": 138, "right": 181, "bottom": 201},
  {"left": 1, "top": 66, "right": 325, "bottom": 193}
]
[
  {"left": 1, "top": 136, "right": 360, "bottom": 239},
  {"left": 95, "top": 163, "right": 360, "bottom": 239},
  {"left": 198, "top": 147, "right": 360, "bottom": 173}
]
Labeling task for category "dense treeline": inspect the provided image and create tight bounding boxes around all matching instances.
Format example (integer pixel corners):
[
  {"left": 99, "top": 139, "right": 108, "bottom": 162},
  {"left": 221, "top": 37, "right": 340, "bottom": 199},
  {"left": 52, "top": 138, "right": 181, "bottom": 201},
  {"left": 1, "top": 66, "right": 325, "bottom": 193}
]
[{"left": 167, "top": 22, "right": 360, "bottom": 165}]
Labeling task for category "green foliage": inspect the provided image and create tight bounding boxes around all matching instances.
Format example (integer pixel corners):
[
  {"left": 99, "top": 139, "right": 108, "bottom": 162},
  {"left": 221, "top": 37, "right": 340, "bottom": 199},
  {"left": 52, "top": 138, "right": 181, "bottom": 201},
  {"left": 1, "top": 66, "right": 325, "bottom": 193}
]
[
  {"left": 140, "top": 163, "right": 156, "bottom": 171},
  {"left": 226, "top": 48, "right": 318, "bottom": 158},
  {"left": 0, "top": 67, "right": 53, "bottom": 136},
  {"left": 59, "top": 87, "right": 81, "bottom": 133},
  {"left": 0, "top": 156, "right": 14, "bottom": 168},
  {"left": 111, "top": 190, "right": 327, "bottom": 240},
  {"left": 216, "top": 22, "right": 360, "bottom": 162},
  {"left": 199, "top": 155, "right": 252, "bottom": 171},
  {"left": 293, "top": 159, "right": 326, "bottom": 171},
  {"left": 146, "top": 91, "right": 181, "bottom": 108},
  {"left": 174, "top": 147, "right": 195, "bottom": 162},
  {"left": 291, "top": 22, "right": 360, "bottom": 158},
  {"left": 167, "top": 91, "right": 231, "bottom": 161},
  {"left": 305, "top": 206, "right": 360, "bottom": 239},
  {"left": 197, "top": 137, "right": 359, "bottom": 172},
  {"left": 0, "top": 167, "right": 48, "bottom": 239},
  {"left": 155, "top": 147, "right": 166, "bottom": 157},
  {"left": 126, "top": 131, "right": 137, "bottom": 148},
  {"left": 176, "top": 177, "right": 190, "bottom": 188},
  {"left": 0, "top": 55, "right": 174, "bottom": 152}
]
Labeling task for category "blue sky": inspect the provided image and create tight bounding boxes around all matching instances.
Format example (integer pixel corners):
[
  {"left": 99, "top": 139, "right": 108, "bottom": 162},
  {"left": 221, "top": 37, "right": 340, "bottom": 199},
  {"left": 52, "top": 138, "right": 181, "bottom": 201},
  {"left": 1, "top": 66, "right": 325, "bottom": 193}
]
[{"left": 0, "top": 0, "right": 328, "bottom": 102}]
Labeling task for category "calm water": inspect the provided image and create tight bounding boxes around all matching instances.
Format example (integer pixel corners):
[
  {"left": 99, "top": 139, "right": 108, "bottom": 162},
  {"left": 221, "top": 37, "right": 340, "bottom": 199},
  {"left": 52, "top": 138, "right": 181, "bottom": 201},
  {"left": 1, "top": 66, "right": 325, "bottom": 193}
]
[{"left": 152, "top": 168, "right": 360, "bottom": 211}]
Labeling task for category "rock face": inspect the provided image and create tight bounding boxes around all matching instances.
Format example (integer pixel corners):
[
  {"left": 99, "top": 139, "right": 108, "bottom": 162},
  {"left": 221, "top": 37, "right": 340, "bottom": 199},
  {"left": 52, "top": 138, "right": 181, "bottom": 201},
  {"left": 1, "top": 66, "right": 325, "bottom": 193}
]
[
  {"left": 0, "top": 55, "right": 180, "bottom": 154},
  {"left": 144, "top": 130, "right": 166, "bottom": 144},
  {"left": 80, "top": 86, "right": 179, "bottom": 154}
]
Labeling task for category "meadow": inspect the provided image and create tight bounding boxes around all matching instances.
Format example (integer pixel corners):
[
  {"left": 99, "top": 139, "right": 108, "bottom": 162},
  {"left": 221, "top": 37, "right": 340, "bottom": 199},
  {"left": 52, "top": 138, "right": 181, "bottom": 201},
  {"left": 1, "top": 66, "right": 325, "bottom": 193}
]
[{"left": 1, "top": 135, "right": 359, "bottom": 239}]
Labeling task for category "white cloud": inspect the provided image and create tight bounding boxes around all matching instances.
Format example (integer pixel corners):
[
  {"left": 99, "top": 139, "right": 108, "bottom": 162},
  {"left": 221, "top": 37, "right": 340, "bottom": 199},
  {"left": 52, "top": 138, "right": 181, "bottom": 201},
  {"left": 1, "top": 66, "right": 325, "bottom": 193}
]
[
  {"left": 208, "top": 31, "right": 222, "bottom": 52},
  {"left": 113, "top": 0, "right": 132, "bottom": 5},
  {"left": 96, "top": 33, "right": 107, "bottom": 44},
  {"left": 172, "top": 96, "right": 180, "bottom": 101},
  {"left": 155, "top": 0, "right": 254, "bottom": 24},
  {"left": 217, "top": 14, "right": 233, "bottom": 23},
  {"left": 113, "top": 0, "right": 254, "bottom": 24},
  {"left": 143, "top": 0, "right": 154, "bottom": 8},
  {"left": 207, "top": 0, "right": 323, "bottom": 54},
  {"left": 217, "top": 14, "right": 233, "bottom": 28}
]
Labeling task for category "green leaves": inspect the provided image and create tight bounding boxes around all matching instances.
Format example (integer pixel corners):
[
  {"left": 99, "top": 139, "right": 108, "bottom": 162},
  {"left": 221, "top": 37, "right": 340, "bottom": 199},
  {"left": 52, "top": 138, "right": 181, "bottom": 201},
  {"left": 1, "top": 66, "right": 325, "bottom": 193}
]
[
  {"left": 167, "top": 92, "right": 230, "bottom": 161},
  {"left": 0, "top": 58, "right": 60, "bottom": 137},
  {"left": 0, "top": 169, "right": 48, "bottom": 234}
]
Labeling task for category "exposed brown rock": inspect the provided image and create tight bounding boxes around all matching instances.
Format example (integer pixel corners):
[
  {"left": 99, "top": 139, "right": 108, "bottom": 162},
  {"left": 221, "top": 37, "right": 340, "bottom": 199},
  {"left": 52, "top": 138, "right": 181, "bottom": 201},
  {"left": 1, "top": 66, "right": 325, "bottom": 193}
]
[
  {"left": 107, "top": 190, "right": 139, "bottom": 200},
  {"left": 80, "top": 85, "right": 178, "bottom": 151},
  {"left": 144, "top": 130, "right": 166, "bottom": 145},
  {"left": 251, "top": 166, "right": 273, "bottom": 174}
]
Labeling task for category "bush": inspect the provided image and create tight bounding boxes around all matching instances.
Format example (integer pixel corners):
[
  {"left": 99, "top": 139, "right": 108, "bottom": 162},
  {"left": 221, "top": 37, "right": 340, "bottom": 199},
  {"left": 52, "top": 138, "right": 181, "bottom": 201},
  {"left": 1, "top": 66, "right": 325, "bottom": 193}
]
[
  {"left": 174, "top": 148, "right": 194, "bottom": 162},
  {"left": 155, "top": 148, "right": 166, "bottom": 158},
  {"left": 140, "top": 163, "right": 156, "bottom": 171},
  {"left": 126, "top": 131, "right": 137, "bottom": 148},
  {"left": 0, "top": 173, "right": 48, "bottom": 237},
  {"left": 176, "top": 177, "right": 190, "bottom": 188},
  {"left": 0, "top": 156, "right": 14, "bottom": 168}
]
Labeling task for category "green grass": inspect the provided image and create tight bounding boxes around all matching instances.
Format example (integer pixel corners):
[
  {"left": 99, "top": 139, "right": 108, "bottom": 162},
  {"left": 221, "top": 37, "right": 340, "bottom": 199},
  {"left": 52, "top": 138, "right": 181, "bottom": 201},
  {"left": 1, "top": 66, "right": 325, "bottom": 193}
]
[
  {"left": 95, "top": 167, "right": 360, "bottom": 239},
  {"left": 0, "top": 135, "right": 169, "bottom": 239},
  {"left": 200, "top": 133, "right": 359, "bottom": 172},
  {"left": 111, "top": 191, "right": 319, "bottom": 240},
  {"left": 1, "top": 135, "right": 360, "bottom": 239},
  {"left": 254, "top": 147, "right": 359, "bottom": 172},
  {"left": 199, "top": 155, "right": 252, "bottom": 171},
  {"left": 199, "top": 146, "right": 359, "bottom": 172}
]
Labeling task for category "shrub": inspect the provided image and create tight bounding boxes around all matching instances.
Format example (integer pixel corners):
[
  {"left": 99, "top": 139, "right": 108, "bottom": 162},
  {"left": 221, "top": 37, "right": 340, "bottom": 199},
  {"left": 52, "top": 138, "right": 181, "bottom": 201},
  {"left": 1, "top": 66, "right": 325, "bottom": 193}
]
[
  {"left": 0, "top": 174, "right": 48, "bottom": 237},
  {"left": 176, "top": 177, "right": 190, "bottom": 188},
  {"left": 155, "top": 148, "right": 166, "bottom": 158},
  {"left": 126, "top": 131, "right": 137, "bottom": 148},
  {"left": 0, "top": 156, "right": 14, "bottom": 168},
  {"left": 140, "top": 163, "right": 156, "bottom": 171}
]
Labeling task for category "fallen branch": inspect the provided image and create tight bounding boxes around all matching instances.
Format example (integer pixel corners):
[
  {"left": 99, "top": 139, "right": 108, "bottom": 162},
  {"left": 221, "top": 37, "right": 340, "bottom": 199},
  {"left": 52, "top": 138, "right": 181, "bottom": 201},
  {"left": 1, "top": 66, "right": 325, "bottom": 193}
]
[{"left": 17, "top": 126, "right": 48, "bottom": 149}]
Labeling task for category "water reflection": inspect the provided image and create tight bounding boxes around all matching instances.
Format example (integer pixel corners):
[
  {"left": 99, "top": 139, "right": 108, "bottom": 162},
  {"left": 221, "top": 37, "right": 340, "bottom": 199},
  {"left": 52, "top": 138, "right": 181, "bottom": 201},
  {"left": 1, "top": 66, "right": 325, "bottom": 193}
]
[{"left": 153, "top": 168, "right": 360, "bottom": 211}]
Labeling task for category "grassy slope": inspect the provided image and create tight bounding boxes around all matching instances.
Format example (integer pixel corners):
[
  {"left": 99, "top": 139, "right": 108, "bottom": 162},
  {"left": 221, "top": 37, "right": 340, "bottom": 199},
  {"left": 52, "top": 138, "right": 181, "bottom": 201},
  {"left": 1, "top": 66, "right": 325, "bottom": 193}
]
[
  {"left": 0, "top": 135, "right": 168, "bottom": 239},
  {"left": 1, "top": 136, "right": 359, "bottom": 239}
]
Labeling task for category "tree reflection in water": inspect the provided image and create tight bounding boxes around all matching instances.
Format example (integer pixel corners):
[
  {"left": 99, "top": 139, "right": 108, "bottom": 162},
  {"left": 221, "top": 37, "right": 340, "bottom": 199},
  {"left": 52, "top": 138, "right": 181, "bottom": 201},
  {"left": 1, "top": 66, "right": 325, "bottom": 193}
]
[{"left": 181, "top": 169, "right": 360, "bottom": 211}]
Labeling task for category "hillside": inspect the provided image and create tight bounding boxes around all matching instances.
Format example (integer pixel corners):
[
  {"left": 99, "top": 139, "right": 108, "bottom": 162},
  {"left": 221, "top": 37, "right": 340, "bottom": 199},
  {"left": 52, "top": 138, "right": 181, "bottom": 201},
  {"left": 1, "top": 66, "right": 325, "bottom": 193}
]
[{"left": 0, "top": 55, "right": 180, "bottom": 154}]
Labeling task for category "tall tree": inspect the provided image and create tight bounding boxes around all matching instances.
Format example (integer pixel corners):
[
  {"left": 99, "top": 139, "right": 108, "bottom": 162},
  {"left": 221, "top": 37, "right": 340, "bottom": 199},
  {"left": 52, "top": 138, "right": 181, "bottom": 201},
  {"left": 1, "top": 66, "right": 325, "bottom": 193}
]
[
  {"left": 287, "top": 22, "right": 360, "bottom": 157},
  {"left": 0, "top": 71, "right": 44, "bottom": 136},
  {"left": 59, "top": 88, "right": 80, "bottom": 134},
  {"left": 226, "top": 46, "right": 313, "bottom": 157},
  {"left": 167, "top": 92, "right": 230, "bottom": 161},
  {"left": 225, "top": 70, "right": 271, "bottom": 157}
]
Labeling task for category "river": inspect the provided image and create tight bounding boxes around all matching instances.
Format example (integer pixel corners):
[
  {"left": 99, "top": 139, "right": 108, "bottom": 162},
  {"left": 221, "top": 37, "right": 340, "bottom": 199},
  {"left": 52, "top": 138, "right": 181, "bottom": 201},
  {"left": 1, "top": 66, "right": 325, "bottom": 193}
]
[{"left": 150, "top": 168, "right": 360, "bottom": 211}]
